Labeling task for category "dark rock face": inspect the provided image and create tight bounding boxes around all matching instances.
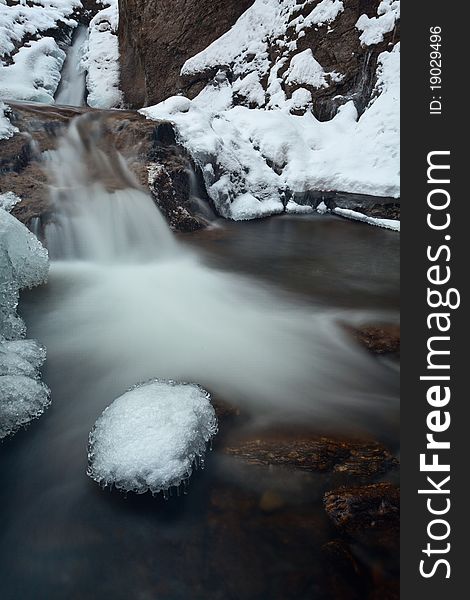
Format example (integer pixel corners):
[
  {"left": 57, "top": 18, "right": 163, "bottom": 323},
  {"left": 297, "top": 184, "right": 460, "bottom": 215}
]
[
  {"left": 118, "top": 0, "right": 255, "bottom": 107},
  {"left": 118, "top": 0, "right": 399, "bottom": 119},
  {"left": 0, "top": 103, "right": 212, "bottom": 232}
]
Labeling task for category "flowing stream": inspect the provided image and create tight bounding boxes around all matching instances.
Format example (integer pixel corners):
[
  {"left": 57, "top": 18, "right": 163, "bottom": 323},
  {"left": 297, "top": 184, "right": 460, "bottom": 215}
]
[
  {"left": 0, "top": 112, "right": 400, "bottom": 599},
  {"left": 55, "top": 26, "right": 88, "bottom": 107}
]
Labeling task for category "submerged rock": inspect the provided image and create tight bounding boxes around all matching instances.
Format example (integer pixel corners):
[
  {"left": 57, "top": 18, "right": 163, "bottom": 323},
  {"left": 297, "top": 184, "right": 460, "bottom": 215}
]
[
  {"left": 87, "top": 380, "right": 218, "bottom": 496},
  {"left": 345, "top": 324, "right": 400, "bottom": 356},
  {"left": 324, "top": 482, "right": 400, "bottom": 534},
  {"left": 223, "top": 432, "right": 398, "bottom": 479}
]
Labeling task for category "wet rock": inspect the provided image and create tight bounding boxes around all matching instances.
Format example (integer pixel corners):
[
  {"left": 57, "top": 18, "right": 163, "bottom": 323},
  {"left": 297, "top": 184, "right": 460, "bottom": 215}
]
[
  {"left": 324, "top": 482, "right": 399, "bottom": 535},
  {"left": 0, "top": 103, "right": 211, "bottom": 232},
  {"left": 223, "top": 432, "right": 398, "bottom": 479},
  {"left": 345, "top": 324, "right": 400, "bottom": 356}
]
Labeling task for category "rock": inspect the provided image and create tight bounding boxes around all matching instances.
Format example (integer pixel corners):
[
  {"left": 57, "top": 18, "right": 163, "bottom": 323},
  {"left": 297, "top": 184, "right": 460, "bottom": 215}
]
[
  {"left": 223, "top": 431, "right": 398, "bottom": 479},
  {"left": 324, "top": 482, "right": 400, "bottom": 535},
  {"left": 118, "top": 0, "right": 254, "bottom": 107},
  {"left": 345, "top": 324, "right": 400, "bottom": 356},
  {"left": 118, "top": 0, "right": 399, "bottom": 120},
  {"left": 0, "top": 103, "right": 212, "bottom": 232}
]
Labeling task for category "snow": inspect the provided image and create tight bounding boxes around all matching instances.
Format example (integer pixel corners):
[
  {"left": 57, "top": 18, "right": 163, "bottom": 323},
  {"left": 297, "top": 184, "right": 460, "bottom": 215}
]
[
  {"left": 81, "top": 0, "right": 123, "bottom": 109},
  {"left": 0, "top": 102, "right": 17, "bottom": 140},
  {"left": 285, "top": 49, "right": 328, "bottom": 88},
  {"left": 0, "top": 36, "right": 65, "bottom": 103},
  {"left": 333, "top": 207, "right": 400, "bottom": 231},
  {"left": 0, "top": 203, "right": 50, "bottom": 439},
  {"left": 87, "top": 380, "right": 218, "bottom": 496},
  {"left": 356, "top": 0, "right": 400, "bottom": 46},
  {"left": 0, "top": 0, "right": 80, "bottom": 57},
  {"left": 141, "top": 43, "right": 400, "bottom": 220},
  {"left": 292, "top": 0, "right": 344, "bottom": 32},
  {"left": 0, "top": 0, "right": 122, "bottom": 108},
  {"left": 181, "top": 0, "right": 345, "bottom": 113}
]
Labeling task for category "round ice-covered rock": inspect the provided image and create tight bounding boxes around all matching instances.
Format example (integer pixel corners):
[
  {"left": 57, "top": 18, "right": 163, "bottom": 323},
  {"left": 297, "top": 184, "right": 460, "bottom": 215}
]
[
  {"left": 0, "top": 375, "right": 51, "bottom": 439},
  {"left": 87, "top": 380, "right": 218, "bottom": 496}
]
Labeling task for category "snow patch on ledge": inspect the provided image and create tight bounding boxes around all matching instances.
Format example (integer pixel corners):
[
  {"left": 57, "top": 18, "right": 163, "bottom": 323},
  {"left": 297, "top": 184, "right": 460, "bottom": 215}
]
[
  {"left": 333, "top": 207, "right": 400, "bottom": 231},
  {"left": 87, "top": 380, "right": 218, "bottom": 496},
  {"left": 356, "top": 0, "right": 400, "bottom": 46}
]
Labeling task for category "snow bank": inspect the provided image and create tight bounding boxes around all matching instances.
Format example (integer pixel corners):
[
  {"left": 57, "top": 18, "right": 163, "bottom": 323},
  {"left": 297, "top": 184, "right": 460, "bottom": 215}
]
[
  {"left": 356, "top": 0, "right": 400, "bottom": 46},
  {"left": 0, "top": 37, "right": 65, "bottom": 103},
  {"left": 81, "top": 0, "right": 123, "bottom": 109},
  {"left": 87, "top": 380, "right": 218, "bottom": 496},
  {"left": 142, "top": 43, "right": 400, "bottom": 220},
  {"left": 0, "top": 202, "right": 50, "bottom": 440}
]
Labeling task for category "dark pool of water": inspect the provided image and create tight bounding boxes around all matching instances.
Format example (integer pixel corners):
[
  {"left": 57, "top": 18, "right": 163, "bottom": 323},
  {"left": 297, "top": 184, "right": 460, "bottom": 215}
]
[{"left": 0, "top": 214, "right": 399, "bottom": 599}]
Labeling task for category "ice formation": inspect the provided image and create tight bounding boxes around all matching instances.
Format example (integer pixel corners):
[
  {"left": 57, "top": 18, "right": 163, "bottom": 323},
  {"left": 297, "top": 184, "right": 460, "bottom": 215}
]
[
  {"left": 0, "top": 203, "right": 50, "bottom": 440},
  {"left": 87, "top": 380, "right": 218, "bottom": 496}
]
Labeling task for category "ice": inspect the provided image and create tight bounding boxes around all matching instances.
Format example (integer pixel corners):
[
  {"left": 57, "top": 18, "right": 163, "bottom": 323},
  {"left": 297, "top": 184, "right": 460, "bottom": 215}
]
[
  {"left": 0, "top": 204, "right": 50, "bottom": 439},
  {"left": 87, "top": 380, "right": 218, "bottom": 496},
  {"left": 0, "top": 375, "right": 50, "bottom": 440}
]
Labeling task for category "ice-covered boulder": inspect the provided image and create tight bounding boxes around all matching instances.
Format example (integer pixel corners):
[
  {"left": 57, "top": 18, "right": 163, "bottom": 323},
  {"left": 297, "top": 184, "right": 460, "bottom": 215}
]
[
  {"left": 87, "top": 380, "right": 218, "bottom": 496},
  {"left": 0, "top": 205, "right": 50, "bottom": 440}
]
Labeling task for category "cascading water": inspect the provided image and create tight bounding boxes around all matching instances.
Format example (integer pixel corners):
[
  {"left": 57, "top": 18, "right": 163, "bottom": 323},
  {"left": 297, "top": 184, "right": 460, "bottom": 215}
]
[
  {"left": 30, "top": 113, "right": 398, "bottom": 428},
  {"left": 55, "top": 26, "right": 88, "bottom": 107}
]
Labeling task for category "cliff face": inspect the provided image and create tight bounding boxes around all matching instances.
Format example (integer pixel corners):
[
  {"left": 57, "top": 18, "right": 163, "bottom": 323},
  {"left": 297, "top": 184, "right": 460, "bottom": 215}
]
[
  {"left": 118, "top": 0, "right": 254, "bottom": 107},
  {"left": 118, "top": 0, "right": 399, "bottom": 117}
]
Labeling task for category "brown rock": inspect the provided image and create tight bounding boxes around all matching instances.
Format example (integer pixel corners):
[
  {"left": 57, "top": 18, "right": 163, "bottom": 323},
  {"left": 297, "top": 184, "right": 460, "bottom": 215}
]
[
  {"left": 345, "top": 324, "right": 400, "bottom": 356},
  {"left": 324, "top": 482, "right": 400, "bottom": 534},
  {"left": 118, "top": 0, "right": 254, "bottom": 107},
  {"left": 0, "top": 103, "right": 211, "bottom": 232},
  {"left": 223, "top": 432, "right": 398, "bottom": 478}
]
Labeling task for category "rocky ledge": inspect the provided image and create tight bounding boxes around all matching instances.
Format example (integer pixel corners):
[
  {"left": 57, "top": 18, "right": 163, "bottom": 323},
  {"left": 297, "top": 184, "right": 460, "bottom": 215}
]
[{"left": 0, "top": 103, "right": 214, "bottom": 232}]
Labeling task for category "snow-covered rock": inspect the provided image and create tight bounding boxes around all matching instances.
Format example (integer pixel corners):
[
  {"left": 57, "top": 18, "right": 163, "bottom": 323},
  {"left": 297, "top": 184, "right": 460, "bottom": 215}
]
[
  {"left": 0, "top": 203, "right": 50, "bottom": 440},
  {"left": 87, "top": 380, "right": 218, "bottom": 496},
  {"left": 356, "top": 0, "right": 400, "bottom": 47},
  {"left": 141, "top": 42, "right": 400, "bottom": 220}
]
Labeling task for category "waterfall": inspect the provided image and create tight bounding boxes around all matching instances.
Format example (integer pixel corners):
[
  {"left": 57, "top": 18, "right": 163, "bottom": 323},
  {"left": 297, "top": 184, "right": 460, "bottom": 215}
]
[
  {"left": 33, "top": 114, "right": 397, "bottom": 427},
  {"left": 55, "top": 26, "right": 88, "bottom": 107},
  {"left": 44, "top": 113, "right": 177, "bottom": 261}
]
